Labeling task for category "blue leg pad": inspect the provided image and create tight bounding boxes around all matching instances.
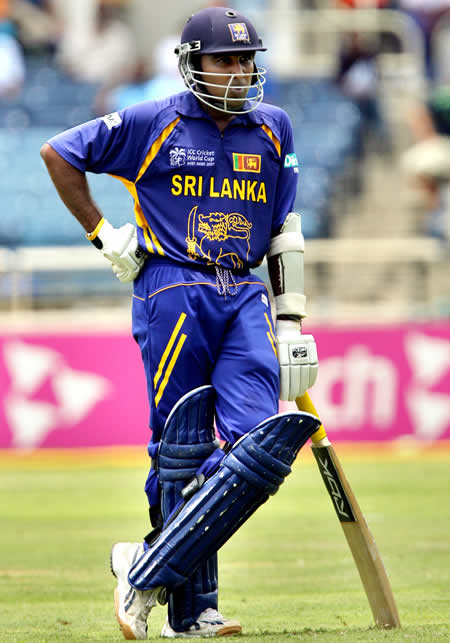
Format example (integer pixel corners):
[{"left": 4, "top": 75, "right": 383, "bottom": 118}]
[
  {"left": 129, "top": 410, "right": 321, "bottom": 591},
  {"left": 158, "top": 385, "right": 220, "bottom": 632}
]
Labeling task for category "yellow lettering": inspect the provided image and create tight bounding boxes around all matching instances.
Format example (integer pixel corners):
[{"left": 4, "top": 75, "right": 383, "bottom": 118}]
[
  {"left": 184, "top": 175, "right": 196, "bottom": 196},
  {"left": 171, "top": 174, "right": 182, "bottom": 196},
  {"left": 247, "top": 181, "right": 257, "bottom": 201},
  {"left": 220, "top": 178, "right": 232, "bottom": 199},
  {"left": 256, "top": 181, "right": 267, "bottom": 203},
  {"left": 209, "top": 177, "right": 220, "bottom": 197},
  {"left": 233, "top": 179, "right": 245, "bottom": 200},
  {"left": 202, "top": 176, "right": 265, "bottom": 201}
]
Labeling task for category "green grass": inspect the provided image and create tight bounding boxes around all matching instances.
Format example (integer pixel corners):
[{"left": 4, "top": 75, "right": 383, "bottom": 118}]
[{"left": 1, "top": 448, "right": 449, "bottom": 641}]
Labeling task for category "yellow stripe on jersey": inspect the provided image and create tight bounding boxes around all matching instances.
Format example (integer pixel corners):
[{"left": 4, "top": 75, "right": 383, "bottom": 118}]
[
  {"left": 109, "top": 175, "right": 164, "bottom": 255},
  {"left": 155, "top": 333, "right": 187, "bottom": 408},
  {"left": 153, "top": 312, "right": 187, "bottom": 390},
  {"left": 107, "top": 118, "right": 181, "bottom": 254},
  {"left": 136, "top": 117, "right": 181, "bottom": 183},
  {"left": 261, "top": 124, "right": 281, "bottom": 157}
]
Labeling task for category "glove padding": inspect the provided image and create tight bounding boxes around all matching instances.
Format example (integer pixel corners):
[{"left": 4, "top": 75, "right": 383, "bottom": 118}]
[
  {"left": 276, "top": 319, "right": 318, "bottom": 401},
  {"left": 95, "top": 219, "right": 146, "bottom": 283}
]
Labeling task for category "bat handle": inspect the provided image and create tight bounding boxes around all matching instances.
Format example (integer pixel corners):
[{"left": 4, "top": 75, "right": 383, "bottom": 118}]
[{"left": 295, "top": 392, "right": 330, "bottom": 446}]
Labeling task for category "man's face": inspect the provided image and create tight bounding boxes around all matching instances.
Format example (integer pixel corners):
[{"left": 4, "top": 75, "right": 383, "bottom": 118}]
[{"left": 200, "top": 53, "right": 255, "bottom": 111}]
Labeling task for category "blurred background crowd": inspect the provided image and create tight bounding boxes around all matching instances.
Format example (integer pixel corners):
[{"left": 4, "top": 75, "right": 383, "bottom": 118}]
[{"left": 0, "top": 0, "right": 449, "bottom": 320}]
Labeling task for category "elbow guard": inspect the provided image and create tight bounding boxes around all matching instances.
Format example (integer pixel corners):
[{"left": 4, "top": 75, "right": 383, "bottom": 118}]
[{"left": 267, "top": 212, "right": 306, "bottom": 319}]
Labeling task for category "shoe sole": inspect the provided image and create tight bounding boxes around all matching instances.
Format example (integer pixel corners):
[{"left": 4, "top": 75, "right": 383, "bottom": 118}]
[
  {"left": 214, "top": 623, "right": 242, "bottom": 637},
  {"left": 212, "top": 623, "right": 242, "bottom": 636},
  {"left": 114, "top": 587, "right": 139, "bottom": 640},
  {"left": 111, "top": 545, "right": 139, "bottom": 641},
  {"left": 161, "top": 622, "right": 242, "bottom": 638}
]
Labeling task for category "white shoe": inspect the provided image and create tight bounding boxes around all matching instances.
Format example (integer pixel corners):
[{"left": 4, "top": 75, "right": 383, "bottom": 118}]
[
  {"left": 160, "top": 608, "right": 242, "bottom": 638},
  {"left": 111, "top": 542, "right": 166, "bottom": 640}
]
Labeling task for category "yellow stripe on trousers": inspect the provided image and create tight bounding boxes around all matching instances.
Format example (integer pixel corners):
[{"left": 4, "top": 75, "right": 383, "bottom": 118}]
[
  {"left": 264, "top": 312, "right": 277, "bottom": 357},
  {"left": 155, "top": 333, "right": 187, "bottom": 408},
  {"left": 153, "top": 312, "right": 187, "bottom": 389}
]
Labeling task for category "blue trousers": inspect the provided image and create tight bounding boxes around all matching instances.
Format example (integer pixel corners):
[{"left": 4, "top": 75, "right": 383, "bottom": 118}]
[{"left": 132, "top": 258, "right": 280, "bottom": 449}]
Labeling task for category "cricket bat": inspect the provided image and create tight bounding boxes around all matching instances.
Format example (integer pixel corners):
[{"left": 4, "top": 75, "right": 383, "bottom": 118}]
[{"left": 296, "top": 392, "right": 401, "bottom": 629}]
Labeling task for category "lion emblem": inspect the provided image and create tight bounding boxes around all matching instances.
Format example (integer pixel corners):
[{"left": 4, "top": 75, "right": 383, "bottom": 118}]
[{"left": 186, "top": 206, "right": 252, "bottom": 269}]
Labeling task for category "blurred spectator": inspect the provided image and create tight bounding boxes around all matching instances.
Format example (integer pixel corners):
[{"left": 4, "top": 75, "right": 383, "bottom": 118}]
[
  {"left": 0, "top": 0, "right": 26, "bottom": 98},
  {"left": 94, "top": 34, "right": 185, "bottom": 114},
  {"left": 397, "top": 0, "right": 450, "bottom": 81},
  {"left": 51, "top": 0, "right": 138, "bottom": 84},
  {"left": 335, "top": 31, "right": 389, "bottom": 154},
  {"left": 431, "top": 8, "right": 450, "bottom": 85},
  {"left": 10, "top": 0, "right": 59, "bottom": 55},
  {"left": 402, "top": 83, "right": 450, "bottom": 241}
]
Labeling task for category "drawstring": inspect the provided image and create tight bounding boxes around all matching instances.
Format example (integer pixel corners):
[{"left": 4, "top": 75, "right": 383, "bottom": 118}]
[{"left": 215, "top": 266, "right": 237, "bottom": 298}]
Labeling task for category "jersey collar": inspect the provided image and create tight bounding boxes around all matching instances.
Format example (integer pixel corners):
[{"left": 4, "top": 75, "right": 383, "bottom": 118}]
[{"left": 175, "top": 90, "right": 264, "bottom": 127}]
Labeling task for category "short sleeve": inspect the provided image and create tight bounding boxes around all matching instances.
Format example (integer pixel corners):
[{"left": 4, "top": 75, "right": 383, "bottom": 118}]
[
  {"left": 47, "top": 102, "right": 160, "bottom": 182},
  {"left": 271, "top": 110, "right": 298, "bottom": 233}
]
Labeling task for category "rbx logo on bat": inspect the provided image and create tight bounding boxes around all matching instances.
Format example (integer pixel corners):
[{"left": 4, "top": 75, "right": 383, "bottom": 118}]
[{"left": 315, "top": 450, "right": 355, "bottom": 522}]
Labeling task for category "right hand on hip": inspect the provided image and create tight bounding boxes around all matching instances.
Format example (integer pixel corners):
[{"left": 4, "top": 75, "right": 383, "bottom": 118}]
[{"left": 90, "top": 218, "right": 146, "bottom": 283}]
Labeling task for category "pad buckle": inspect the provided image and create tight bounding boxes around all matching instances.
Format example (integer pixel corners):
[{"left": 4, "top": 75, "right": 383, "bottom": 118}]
[{"left": 181, "top": 473, "right": 205, "bottom": 501}]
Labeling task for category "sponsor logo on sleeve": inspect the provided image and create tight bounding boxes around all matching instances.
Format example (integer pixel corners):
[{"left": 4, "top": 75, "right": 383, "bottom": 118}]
[
  {"left": 102, "top": 112, "right": 122, "bottom": 130},
  {"left": 284, "top": 152, "right": 298, "bottom": 168}
]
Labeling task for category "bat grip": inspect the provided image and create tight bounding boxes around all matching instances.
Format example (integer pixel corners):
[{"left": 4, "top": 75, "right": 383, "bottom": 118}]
[{"left": 295, "top": 392, "right": 328, "bottom": 444}]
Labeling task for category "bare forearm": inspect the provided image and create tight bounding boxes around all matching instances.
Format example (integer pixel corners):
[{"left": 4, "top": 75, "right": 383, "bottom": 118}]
[{"left": 40, "top": 143, "right": 103, "bottom": 234}]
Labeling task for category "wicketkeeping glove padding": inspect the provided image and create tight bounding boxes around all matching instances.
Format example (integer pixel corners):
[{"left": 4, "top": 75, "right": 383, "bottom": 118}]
[
  {"left": 92, "top": 219, "right": 146, "bottom": 283},
  {"left": 276, "top": 319, "right": 318, "bottom": 400}
]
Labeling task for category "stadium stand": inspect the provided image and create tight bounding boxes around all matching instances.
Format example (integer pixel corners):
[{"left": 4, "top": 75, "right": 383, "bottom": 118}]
[{"left": 0, "top": 126, "right": 135, "bottom": 247}]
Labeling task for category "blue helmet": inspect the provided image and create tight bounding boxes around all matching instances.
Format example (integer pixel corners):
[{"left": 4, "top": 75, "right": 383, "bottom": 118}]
[{"left": 175, "top": 7, "right": 267, "bottom": 114}]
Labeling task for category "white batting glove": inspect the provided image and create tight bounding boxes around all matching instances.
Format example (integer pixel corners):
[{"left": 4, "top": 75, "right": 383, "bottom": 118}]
[
  {"left": 87, "top": 218, "right": 146, "bottom": 283},
  {"left": 276, "top": 319, "right": 319, "bottom": 401}
]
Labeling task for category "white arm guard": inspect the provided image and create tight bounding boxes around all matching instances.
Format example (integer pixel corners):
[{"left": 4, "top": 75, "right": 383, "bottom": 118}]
[
  {"left": 268, "top": 212, "right": 318, "bottom": 399},
  {"left": 267, "top": 211, "right": 306, "bottom": 320}
]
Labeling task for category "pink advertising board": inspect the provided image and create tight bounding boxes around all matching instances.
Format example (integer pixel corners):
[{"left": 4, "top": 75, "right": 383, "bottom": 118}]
[{"left": 0, "top": 322, "right": 449, "bottom": 449}]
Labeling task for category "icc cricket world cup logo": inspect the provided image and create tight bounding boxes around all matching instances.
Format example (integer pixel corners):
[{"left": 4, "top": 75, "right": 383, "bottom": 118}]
[{"left": 185, "top": 206, "right": 252, "bottom": 269}]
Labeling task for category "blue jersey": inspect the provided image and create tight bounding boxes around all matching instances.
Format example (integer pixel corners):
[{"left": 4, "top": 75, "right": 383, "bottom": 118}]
[{"left": 48, "top": 91, "right": 299, "bottom": 270}]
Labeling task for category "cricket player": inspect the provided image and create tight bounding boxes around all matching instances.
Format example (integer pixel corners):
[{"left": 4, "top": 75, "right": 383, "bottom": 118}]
[{"left": 41, "top": 7, "right": 319, "bottom": 639}]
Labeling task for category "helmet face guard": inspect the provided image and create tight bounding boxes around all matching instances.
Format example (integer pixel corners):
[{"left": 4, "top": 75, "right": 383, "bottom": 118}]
[{"left": 175, "top": 8, "right": 267, "bottom": 115}]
